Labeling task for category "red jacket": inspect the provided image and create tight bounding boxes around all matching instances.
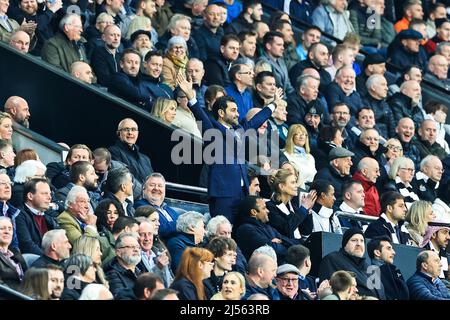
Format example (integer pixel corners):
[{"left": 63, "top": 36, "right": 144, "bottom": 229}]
[{"left": 352, "top": 171, "right": 381, "bottom": 217}]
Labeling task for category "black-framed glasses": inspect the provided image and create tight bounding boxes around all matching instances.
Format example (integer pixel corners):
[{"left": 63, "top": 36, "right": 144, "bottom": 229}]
[{"left": 386, "top": 145, "right": 403, "bottom": 152}]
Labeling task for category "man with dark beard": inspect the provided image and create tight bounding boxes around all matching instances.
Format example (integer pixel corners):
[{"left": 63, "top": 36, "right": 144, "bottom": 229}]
[
  {"left": 47, "top": 264, "right": 65, "bottom": 300},
  {"left": 3, "top": 96, "right": 30, "bottom": 128},
  {"left": 55, "top": 161, "right": 100, "bottom": 212}
]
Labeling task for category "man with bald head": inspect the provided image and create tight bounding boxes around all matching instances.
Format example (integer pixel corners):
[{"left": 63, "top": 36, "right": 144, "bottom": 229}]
[
  {"left": 395, "top": 117, "right": 422, "bottom": 168},
  {"left": 91, "top": 24, "right": 122, "bottom": 87},
  {"left": 9, "top": 30, "right": 30, "bottom": 54},
  {"left": 388, "top": 80, "right": 424, "bottom": 128},
  {"left": 363, "top": 74, "right": 396, "bottom": 139},
  {"left": 289, "top": 42, "right": 332, "bottom": 93},
  {"left": 4, "top": 96, "right": 30, "bottom": 128},
  {"left": 324, "top": 66, "right": 363, "bottom": 119},
  {"left": 352, "top": 157, "right": 381, "bottom": 216},
  {"left": 412, "top": 155, "right": 444, "bottom": 202},
  {"left": 413, "top": 119, "right": 448, "bottom": 160},
  {"left": 108, "top": 118, "right": 153, "bottom": 186},
  {"left": 424, "top": 54, "right": 450, "bottom": 90},
  {"left": 70, "top": 61, "right": 94, "bottom": 84}
]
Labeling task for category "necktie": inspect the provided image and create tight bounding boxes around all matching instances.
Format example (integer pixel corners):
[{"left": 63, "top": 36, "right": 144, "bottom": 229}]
[{"left": 395, "top": 225, "right": 401, "bottom": 242}]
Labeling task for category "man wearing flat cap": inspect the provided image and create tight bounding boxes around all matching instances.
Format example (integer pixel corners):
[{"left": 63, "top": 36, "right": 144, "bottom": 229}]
[
  {"left": 388, "top": 29, "right": 427, "bottom": 72},
  {"left": 319, "top": 228, "right": 386, "bottom": 299},
  {"left": 314, "top": 147, "right": 354, "bottom": 204},
  {"left": 275, "top": 264, "right": 309, "bottom": 300}
]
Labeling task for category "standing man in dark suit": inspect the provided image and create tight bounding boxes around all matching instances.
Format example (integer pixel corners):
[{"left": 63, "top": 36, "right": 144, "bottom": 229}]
[{"left": 177, "top": 74, "right": 282, "bottom": 224}]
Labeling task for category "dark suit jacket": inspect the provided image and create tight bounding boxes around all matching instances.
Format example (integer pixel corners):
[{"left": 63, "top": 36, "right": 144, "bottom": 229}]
[
  {"left": 0, "top": 248, "right": 27, "bottom": 291},
  {"left": 188, "top": 100, "right": 273, "bottom": 198},
  {"left": 15, "top": 206, "right": 60, "bottom": 255}
]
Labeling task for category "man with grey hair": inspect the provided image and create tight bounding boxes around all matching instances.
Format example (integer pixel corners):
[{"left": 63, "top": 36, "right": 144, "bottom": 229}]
[
  {"left": 0, "top": 171, "right": 20, "bottom": 250},
  {"left": 166, "top": 211, "right": 205, "bottom": 273},
  {"left": 412, "top": 155, "right": 444, "bottom": 202},
  {"left": 286, "top": 74, "right": 321, "bottom": 126},
  {"left": 352, "top": 157, "right": 381, "bottom": 217},
  {"left": 413, "top": 119, "right": 448, "bottom": 160},
  {"left": 205, "top": 215, "right": 248, "bottom": 274},
  {"left": 109, "top": 117, "right": 153, "bottom": 187},
  {"left": 102, "top": 167, "right": 135, "bottom": 217},
  {"left": 436, "top": 42, "right": 450, "bottom": 78},
  {"left": 135, "top": 172, "right": 178, "bottom": 240},
  {"left": 41, "top": 14, "right": 88, "bottom": 73},
  {"left": 9, "top": 30, "right": 31, "bottom": 54},
  {"left": 363, "top": 74, "right": 396, "bottom": 139},
  {"left": 425, "top": 54, "right": 450, "bottom": 90},
  {"left": 243, "top": 252, "right": 279, "bottom": 300},
  {"left": 106, "top": 232, "right": 142, "bottom": 299},
  {"left": 3, "top": 95, "right": 30, "bottom": 128},
  {"left": 324, "top": 66, "right": 363, "bottom": 119},
  {"left": 388, "top": 80, "right": 424, "bottom": 128},
  {"left": 407, "top": 250, "right": 450, "bottom": 300},
  {"left": 156, "top": 14, "right": 200, "bottom": 59},
  {"left": 31, "top": 229, "right": 71, "bottom": 268},
  {"left": 56, "top": 186, "right": 98, "bottom": 245}
]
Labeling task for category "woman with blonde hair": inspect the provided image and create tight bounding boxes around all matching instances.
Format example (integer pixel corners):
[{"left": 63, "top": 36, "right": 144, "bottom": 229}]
[
  {"left": 0, "top": 112, "right": 13, "bottom": 142},
  {"left": 384, "top": 157, "right": 419, "bottom": 208},
  {"left": 170, "top": 247, "right": 215, "bottom": 300},
  {"left": 152, "top": 98, "right": 177, "bottom": 124},
  {"left": 211, "top": 271, "right": 246, "bottom": 300},
  {"left": 266, "top": 169, "right": 316, "bottom": 240},
  {"left": 404, "top": 201, "right": 436, "bottom": 247},
  {"left": 71, "top": 236, "right": 109, "bottom": 288},
  {"left": 383, "top": 138, "right": 403, "bottom": 173},
  {"left": 162, "top": 36, "right": 189, "bottom": 89},
  {"left": 282, "top": 124, "right": 316, "bottom": 189}
]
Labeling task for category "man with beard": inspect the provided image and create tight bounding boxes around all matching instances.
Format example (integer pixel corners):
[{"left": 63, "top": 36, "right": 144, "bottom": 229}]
[
  {"left": 47, "top": 264, "right": 65, "bottom": 300},
  {"left": 204, "top": 34, "right": 241, "bottom": 87},
  {"left": 178, "top": 75, "right": 282, "bottom": 224},
  {"left": 274, "top": 19, "right": 300, "bottom": 70},
  {"left": 226, "top": 0, "right": 263, "bottom": 35},
  {"left": 41, "top": 14, "right": 88, "bottom": 73},
  {"left": 257, "top": 31, "right": 294, "bottom": 95},
  {"left": 421, "top": 223, "right": 450, "bottom": 280},
  {"left": 106, "top": 232, "right": 143, "bottom": 299},
  {"left": 130, "top": 30, "right": 153, "bottom": 59},
  {"left": 91, "top": 24, "right": 122, "bottom": 87},
  {"left": 134, "top": 173, "right": 179, "bottom": 240},
  {"left": 319, "top": 228, "right": 386, "bottom": 299},
  {"left": 395, "top": 117, "right": 422, "bottom": 169},
  {"left": 238, "top": 30, "right": 257, "bottom": 60},
  {"left": 55, "top": 161, "right": 100, "bottom": 212},
  {"left": 330, "top": 103, "right": 353, "bottom": 150},
  {"left": 31, "top": 229, "right": 71, "bottom": 268},
  {"left": 3, "top": 96, "right": 30, "bottom": 128},
  {"left": 289, "top": 42, "right": 331, "bottom": 93}
]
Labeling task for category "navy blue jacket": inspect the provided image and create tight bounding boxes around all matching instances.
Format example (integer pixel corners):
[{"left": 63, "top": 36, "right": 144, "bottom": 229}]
[
  {"left": 387, "top": 92, "right": 425, "bottom": 130},
  {"left": 314, "top": 165, "right": 352, "bottom": 204},
  {"left": 235, "top": 216, "right": 297, "bottom": 262},
  {"left": 188, "top": 99, "right": 273, "bottom": 198},
  {"left": 192, "top": 24, "right": 224, "bottom": 62},
  {"left": 362, "top": 95, "right": 396, "bottom": 138},
  {"left": 364, "top": 216, "right": 413, "bottom": 245},
  {"left": 134, "top": 198, "right": 178, "bottom": 240},
  {"left": 140, "top": 73, "right": 174, "bottom": 105},
  {"left": 407, "top": 271, "right": 450, "bottom": 300},
  {"left": 398, "top": 138, "right": 422, "bottom": 171},
  {"left": 371, "top": 260, "right": 409, "bottom": 300},
  {"left": 289, "top": 0, "right": 313, "bottom": 24},
  {"left": 15, "top": 205, "right": 60, "bottom": 255},
  {"left": 243, "top": 280, "right": 280, "bottom": 300},
  {"left": 289, "top": 59, "right": 332, "bottom": 94},
  {"left": 166, "top": 232, "right": 197, "bottom": 273},
  {"left": 108, "top": 72, "right": 152, "bottom": 112},
  {"left": 91, "top": 45, "right": 121, "bottom": 87},
  {"left": 204, "top": 55, "right": 232, "bottom": 87},
  {"left": 324, "top": 82, "right": 363, "bottom": 118},
  {"left": 105, "top": 257, "right": 142, "bottom": 299},
  {"left": 109, "top": 139, "right": 153, "bottom": 186},
  {"left": 389, "top": 45, "right": 427, "bottom": 72},
  {"left": 0, "top": 201, "right": 20, "bottom": 250}
]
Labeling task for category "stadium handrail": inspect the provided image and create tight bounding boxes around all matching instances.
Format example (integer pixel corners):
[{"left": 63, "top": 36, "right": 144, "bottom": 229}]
[{"left": 0, "top": 284, "right": 33, "bottom": 300}]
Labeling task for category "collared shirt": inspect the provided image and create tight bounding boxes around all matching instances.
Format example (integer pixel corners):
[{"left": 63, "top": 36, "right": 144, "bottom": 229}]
[
  {"left": 0, "top": 247, "right": 23, "bottom": 280},
  {"left": 380, "top": 213, "right": 400, "bottom": 244},
  {"left": 25, "top": 204, "right": 44, "bottom": 216}
]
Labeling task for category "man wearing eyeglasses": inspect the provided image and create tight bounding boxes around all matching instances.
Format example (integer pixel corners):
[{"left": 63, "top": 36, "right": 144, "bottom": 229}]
[
  {"left": 41, "top": 13, "right": 88, "bottom": 73},
  {"left": 109, "top": 118, "right": 154, "bottom": 188},
  {"left": 225, "top": 63, "right": 254, "bottom": 121},
  {"left": 276, "top": 264, "right": 307, "bottom": 300},
  {"left": 0, "top": 172, "right": 20, "bottom": 250}
]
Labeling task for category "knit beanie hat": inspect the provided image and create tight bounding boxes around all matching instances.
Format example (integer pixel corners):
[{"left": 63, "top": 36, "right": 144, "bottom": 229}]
[
  {"left": 168, "top": 36, "right": 187, "bottom": 49},
  {"left": 342, "top": 228, "right": 364, "bottom": 248}
]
